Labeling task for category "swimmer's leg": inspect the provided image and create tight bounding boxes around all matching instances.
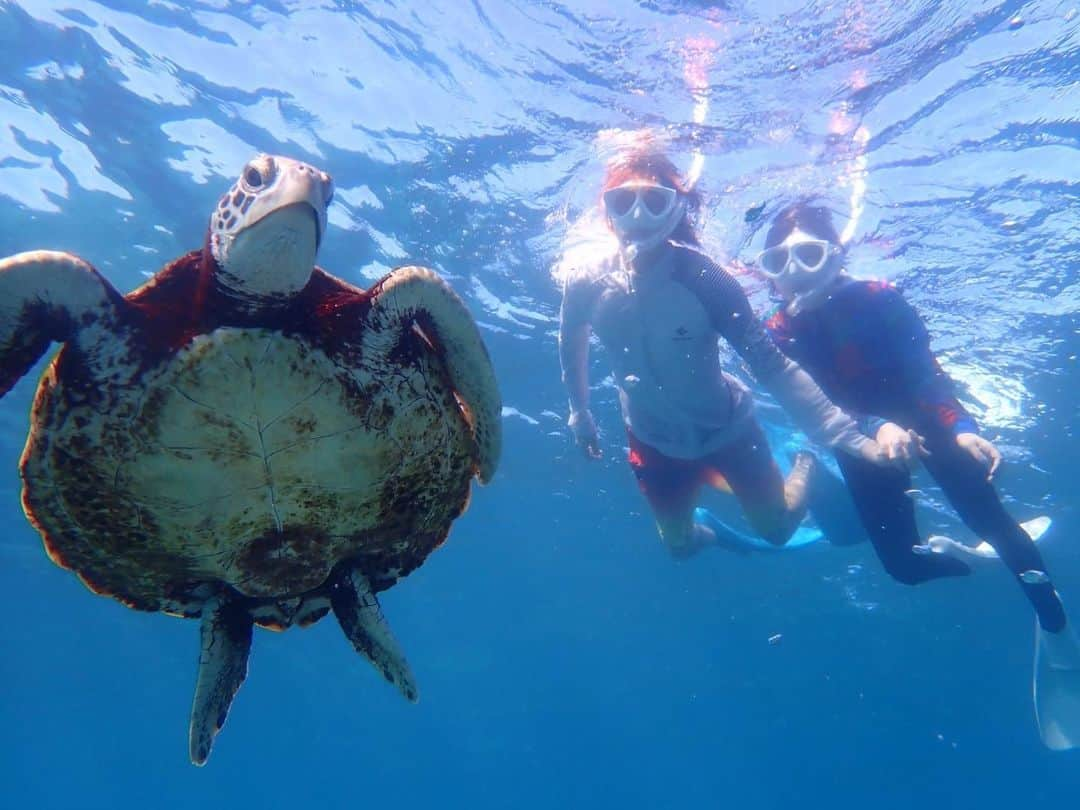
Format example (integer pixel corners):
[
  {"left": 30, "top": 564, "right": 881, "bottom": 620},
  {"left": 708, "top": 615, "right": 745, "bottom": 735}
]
[
  {"left": 626, "top": 432, "right": 712, "bottom": 559},
  {"left": 917, "top": 427, "right": 1079, "bottom": 749},
  {"left": 709, "top": 420, "right": 811, "bottom": 546},
  {"left": 698, "top": 456, "right": 859, "bottom": 553},
  {"left": 919, "top": 427, "right": 1064, "bottom": 630},
  {"left": 833, "top": 451, "right": 971, "bottom": 584}
]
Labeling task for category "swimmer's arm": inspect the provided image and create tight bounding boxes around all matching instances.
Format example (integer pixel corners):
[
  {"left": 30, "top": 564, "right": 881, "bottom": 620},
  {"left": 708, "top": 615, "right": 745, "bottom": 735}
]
[
  {"left": 888, "top": 291, "right": 979, "bottom": 435},
  {"left": 688, "top": 259, "right": 876, "bottom": 457},
  {"left": 859, "top": 415, "right": 889, "bottom": 437},
  {"left": 558, "top": 278, "right": 594, "bottom": 416},
  {"left": 559, "top": 282, "right": 603, "bottom": 459},
  {"left": 559, "top": 319, "right": 592, "bottom": 415},
  {"left": 744, "top": 328, "right": 876, "bottom": 457}
]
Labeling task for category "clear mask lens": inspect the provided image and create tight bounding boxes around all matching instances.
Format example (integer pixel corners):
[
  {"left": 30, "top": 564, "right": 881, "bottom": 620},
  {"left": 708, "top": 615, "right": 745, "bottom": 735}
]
[
  {"left": 759, "top": 246, "right": 789, "bottom": 275},
  {"left": 642, "top": 187, "right": 675, "bottom": 216},
  {"left": 603, "top": 183, "right": 677, "bottom": 221},
  {"left": 604, "top": 188, "right": 637, "bottom": 217},
  {"left": 792, "top": 241, "right": 826, "bottom": 269}
]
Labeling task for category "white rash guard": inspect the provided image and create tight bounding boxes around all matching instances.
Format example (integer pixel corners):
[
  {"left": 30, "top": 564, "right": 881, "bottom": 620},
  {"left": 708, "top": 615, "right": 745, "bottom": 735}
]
[{"left": 559, "top": 243, "right": 872, "bottom": 460}]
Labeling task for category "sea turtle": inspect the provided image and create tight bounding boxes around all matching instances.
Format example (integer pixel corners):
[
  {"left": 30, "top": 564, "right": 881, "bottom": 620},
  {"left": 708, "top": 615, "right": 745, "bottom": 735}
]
[{"left": 0, "top": 154, "right": 501, "bottom": 765}]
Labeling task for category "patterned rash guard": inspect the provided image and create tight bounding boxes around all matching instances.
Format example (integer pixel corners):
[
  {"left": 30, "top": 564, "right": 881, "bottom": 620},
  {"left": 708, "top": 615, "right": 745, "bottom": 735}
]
[
  {"left": 559, "top": 244, "right": 871, "bottom": 459},
  {"left": 764, "top": 278, "right": 978, "bottom": 437}
]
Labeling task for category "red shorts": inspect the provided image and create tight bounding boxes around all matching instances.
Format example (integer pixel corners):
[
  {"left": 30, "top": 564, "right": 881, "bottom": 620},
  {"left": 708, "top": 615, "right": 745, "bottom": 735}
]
[{"left": 627, "top": 420, "right": 785, "bottom": 521}]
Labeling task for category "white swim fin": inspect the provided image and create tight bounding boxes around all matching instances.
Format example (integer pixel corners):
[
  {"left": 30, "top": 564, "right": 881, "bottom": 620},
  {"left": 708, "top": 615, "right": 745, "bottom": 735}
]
[
  {"left": 1034, "top": 618, "right": 1080, "bottom": 751},
  {"left": 914, "top": 515, "right": 1050, "bottom": 560}
]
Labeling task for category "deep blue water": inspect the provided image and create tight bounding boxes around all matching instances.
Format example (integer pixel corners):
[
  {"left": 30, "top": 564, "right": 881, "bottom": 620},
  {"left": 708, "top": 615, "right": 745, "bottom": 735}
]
[{"left": 1, "top": 1, "right": 1078, "bottom": 807}]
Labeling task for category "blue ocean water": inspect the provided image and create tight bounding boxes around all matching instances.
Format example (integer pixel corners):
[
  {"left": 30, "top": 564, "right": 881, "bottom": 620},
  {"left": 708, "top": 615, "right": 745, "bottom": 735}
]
[{"left": 1, "top": 0, "right": 1078, "bottom": 806}]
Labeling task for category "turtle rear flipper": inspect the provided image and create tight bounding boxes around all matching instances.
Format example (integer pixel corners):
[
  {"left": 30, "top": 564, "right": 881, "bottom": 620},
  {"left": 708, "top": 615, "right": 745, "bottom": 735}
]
[
  {"left": 0, "top": 250, "right": 124, "bottom": 396},
  {"left": 189, "top": 595, "right": 254, "bottom": 766},
  {"left": 330, "top": 567, "right": 418, "bottom": 702}
]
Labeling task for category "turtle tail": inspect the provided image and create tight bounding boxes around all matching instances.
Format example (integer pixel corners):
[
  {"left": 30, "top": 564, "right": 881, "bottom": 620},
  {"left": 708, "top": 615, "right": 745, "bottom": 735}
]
[{"left": 363, "top": 266, "right": 502, "bottom": 483}]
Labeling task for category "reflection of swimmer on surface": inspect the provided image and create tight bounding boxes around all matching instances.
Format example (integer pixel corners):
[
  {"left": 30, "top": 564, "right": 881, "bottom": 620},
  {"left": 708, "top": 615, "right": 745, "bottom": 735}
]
[
  {"left": 747, "top": 199, "right": 1080, "bottom": 751},
  {"left": 555, "top": 148, "right": 892, "bottom": 560}
]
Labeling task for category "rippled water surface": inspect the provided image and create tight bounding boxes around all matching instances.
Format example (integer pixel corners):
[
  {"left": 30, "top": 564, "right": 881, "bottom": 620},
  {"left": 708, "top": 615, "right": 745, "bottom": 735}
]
[{"left": 1, "top": 1, "right": 1078, "bottom": 807}]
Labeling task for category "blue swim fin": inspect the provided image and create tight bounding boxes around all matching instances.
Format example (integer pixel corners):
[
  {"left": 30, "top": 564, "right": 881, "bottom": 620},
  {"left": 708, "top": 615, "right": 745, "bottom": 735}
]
[
  {"left": 804, "top": 459, "right": 868, "bottom": 547},
  {"left": 694, "top": 507, "right": 822, "bottom": 553}
]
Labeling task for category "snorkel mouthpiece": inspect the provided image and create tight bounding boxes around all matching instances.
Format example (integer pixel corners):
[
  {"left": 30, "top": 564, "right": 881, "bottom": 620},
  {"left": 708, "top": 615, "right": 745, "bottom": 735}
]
[{"left": 614, "top": 197, "right": 686, "bottom": 262}]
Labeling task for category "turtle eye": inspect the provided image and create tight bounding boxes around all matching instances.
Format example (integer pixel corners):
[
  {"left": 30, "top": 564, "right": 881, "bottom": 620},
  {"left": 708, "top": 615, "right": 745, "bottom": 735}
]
[{"left": 244, "top": 166, "right": 264, "bottom": 188}]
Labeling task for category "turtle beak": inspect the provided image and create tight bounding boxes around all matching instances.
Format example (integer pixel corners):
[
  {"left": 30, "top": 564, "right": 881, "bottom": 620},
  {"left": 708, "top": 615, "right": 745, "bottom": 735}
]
[
  {"left": 271, "top": 161, "right": 331, "bottom": 252},
  {"left": 298, "top": 168, "right": 332, "bottom": 252},
  {"left": 315, "top": 174, "right": 333, "bottom": 249},
  {"left": 310, "top": 204, "right": 325, "bottom": 250}
]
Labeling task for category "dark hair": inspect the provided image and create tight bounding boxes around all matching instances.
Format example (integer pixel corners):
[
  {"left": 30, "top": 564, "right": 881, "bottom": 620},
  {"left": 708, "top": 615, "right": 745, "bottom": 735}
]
[
  {"left": 764, "top": 201, "right": 841, "bottom": 248},
  {"left": 602, "top": 149, "right": 702, "bottom": 246}
]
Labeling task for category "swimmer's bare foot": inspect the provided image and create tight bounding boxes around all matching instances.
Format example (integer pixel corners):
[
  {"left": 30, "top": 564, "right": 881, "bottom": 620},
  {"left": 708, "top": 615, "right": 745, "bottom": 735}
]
[
  {"left": 666, "top": 523, "right": 718, "bottom": 560},
  {"left": 784, "top": 451, "right": 817, "bottom": 513}
]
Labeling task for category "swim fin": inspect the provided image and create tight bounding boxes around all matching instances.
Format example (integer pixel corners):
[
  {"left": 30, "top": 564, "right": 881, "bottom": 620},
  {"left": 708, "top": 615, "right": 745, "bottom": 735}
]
[
  {"left": 804, "top": 459, "right": 868, "bottom": 547},
  {"left": 694, "top": 507, "right": 822, "bottom": 553},
  {"left": 1034, "top": 616, "right": 1080, "bottom": 751},
  {"left": 914, "top": 516, "right": 1051, "bottom": 560}
]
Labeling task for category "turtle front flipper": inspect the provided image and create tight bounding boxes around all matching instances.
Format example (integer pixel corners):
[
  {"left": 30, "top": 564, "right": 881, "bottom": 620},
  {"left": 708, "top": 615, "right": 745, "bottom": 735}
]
[
  {"left": 363, "top": 266, "right": 502, "bottom": 483},
  {"left": 0, "top": 250, "right": 124, "bottom": 396},
  {"left": 189, "top": 595, "right": 254, "bottom": 766},
  {"left": 330, "top": 567, "right": 418, "bottom": 702}
]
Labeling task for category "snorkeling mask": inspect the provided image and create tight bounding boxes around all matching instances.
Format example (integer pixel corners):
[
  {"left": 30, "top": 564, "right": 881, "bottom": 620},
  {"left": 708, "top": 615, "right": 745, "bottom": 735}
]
[
  {"left": 756, "top": 230, "right": 842, "bottom": 308},
  {"left": 603, "top": 181, "right": 686, "bottom": 259}
]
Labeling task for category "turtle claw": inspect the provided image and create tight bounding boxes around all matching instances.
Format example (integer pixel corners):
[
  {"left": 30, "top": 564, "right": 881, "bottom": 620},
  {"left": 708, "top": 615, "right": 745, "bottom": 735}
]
[
  {"left": 331, "top": 567, "right": 418, "bottom": 702},
  {"left": 189, "top": 595, "right": 254, "bottom": 766}
]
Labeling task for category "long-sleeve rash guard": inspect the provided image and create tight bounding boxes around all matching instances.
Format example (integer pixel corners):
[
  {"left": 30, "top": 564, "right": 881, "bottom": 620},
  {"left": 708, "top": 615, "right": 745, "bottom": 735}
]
[
  {"left": 559, "top": 244, "right": 872, "bottom": 459},
  {"left": 763, "top": 279, "right": 978, "bottom": 437}
]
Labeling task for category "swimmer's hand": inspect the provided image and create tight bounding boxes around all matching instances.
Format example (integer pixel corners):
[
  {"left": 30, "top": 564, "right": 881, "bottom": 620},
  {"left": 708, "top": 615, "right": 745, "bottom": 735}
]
[
  {"left": 875, "top": 422, "right": 929, "bottom": 470},
  {"left": 854, "top": 438, "right": 893, "bottom": 467},
  {"left": 956, "top": 432, "right": 1001, "bottom": 479},
  {"left": 568, "top": 409, "right": 602, "bottom": 460}
]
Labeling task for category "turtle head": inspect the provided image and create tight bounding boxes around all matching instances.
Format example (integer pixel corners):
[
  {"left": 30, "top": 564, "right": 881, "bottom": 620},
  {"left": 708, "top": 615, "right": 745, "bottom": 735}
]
[{"left": 209, "top": 154, "right": 334, "bottom": 300}]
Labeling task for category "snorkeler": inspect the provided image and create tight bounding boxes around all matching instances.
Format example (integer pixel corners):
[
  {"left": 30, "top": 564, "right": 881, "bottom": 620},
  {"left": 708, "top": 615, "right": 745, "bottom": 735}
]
[
  {"left": 751, "top": 200, "right": 1080, "bottom": 750},
  {"left": 557, "top": 150, "right": 891, "bottom": 559}
]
